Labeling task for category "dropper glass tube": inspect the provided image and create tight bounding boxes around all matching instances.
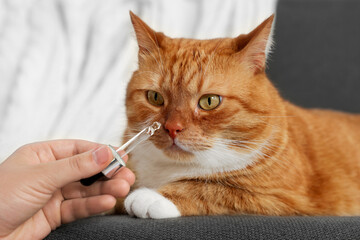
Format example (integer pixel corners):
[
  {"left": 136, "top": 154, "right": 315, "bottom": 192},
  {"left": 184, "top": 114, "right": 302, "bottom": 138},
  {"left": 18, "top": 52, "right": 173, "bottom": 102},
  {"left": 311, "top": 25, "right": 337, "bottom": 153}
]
[{"left": 80, "top": 122, "right": 161, "bottom": 186}]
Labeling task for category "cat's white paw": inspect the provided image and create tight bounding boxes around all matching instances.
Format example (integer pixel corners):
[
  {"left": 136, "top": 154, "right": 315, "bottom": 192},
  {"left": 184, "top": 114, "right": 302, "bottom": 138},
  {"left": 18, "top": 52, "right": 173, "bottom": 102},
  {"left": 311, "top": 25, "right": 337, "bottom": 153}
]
[{"left": 124, "top": 188, "right": 181, "bottom": 219}]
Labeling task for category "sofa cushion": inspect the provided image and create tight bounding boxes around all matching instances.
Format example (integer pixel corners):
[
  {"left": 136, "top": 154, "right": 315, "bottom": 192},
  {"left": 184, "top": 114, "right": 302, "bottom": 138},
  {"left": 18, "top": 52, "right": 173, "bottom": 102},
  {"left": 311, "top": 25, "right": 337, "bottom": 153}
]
[{"left": 46, "top": 215, "right": 360, "bottom": 240}]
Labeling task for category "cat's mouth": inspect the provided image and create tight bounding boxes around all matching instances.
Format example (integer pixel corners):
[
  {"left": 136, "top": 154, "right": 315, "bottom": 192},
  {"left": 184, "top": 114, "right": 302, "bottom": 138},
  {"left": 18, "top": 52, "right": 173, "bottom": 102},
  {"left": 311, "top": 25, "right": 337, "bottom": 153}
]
[
  {"left": 169, "top": 143, "right": 184, "bottom": 151},
  {"left": 162, "top": 138, "right": 194, "bottom": 159},
  {"left": 169, "top": 139, "right": 189, "bottom": 152},
  {"left": 149, "top": 130, "right": 204, "bottom": 159}
]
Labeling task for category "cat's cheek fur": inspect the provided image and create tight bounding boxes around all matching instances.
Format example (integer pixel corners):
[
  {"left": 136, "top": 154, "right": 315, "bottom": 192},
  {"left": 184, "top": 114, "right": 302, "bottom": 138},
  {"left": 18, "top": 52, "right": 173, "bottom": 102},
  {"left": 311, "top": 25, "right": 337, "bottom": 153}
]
[{"left": 124, "top": 188, "right": 181, "bottom": 219}]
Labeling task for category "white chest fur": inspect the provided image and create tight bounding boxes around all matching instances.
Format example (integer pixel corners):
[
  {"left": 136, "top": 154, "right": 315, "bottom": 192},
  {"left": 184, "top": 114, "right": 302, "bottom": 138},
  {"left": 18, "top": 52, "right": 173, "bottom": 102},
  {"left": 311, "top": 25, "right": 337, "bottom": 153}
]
[{"left": 130, "top": 140, "right": 268, "bottom": 189}]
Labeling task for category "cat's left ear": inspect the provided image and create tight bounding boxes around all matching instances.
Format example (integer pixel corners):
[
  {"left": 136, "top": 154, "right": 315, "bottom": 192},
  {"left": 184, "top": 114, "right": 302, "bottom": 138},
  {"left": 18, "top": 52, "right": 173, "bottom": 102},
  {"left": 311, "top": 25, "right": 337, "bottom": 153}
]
[
  {"left": 129, "top": 11, "right": 165, "bottom": 54},
  {"left": 235, "top": 14, "right": 275, "bottom": 74}
]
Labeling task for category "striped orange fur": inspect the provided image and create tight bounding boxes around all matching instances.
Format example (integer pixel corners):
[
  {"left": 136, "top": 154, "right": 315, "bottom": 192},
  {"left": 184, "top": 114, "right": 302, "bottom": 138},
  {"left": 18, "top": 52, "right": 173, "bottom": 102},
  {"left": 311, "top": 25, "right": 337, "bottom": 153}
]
[{"left": 120, "top": 12, "right": 360, "bottom": 216}]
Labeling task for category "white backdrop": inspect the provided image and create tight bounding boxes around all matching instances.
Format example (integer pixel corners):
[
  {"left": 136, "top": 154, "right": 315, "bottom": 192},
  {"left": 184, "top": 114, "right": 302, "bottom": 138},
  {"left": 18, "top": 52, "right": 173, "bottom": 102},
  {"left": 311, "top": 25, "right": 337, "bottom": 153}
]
[{"left": 0, "top": 0, "right": 276, "bottom": 162}]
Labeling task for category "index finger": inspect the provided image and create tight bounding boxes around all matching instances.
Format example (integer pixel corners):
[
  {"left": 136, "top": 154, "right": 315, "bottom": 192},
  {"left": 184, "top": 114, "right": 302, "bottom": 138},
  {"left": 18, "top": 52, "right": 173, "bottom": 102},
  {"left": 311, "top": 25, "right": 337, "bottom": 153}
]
[{"left": 30, "top": 139, "right": 101, "bottom": 160}]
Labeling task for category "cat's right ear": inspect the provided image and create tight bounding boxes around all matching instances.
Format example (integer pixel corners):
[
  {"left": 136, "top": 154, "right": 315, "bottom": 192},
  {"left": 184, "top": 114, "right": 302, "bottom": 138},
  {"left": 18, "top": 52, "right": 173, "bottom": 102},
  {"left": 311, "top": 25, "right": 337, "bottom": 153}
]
[
  {"left": 234, "top": 15, "right": 274, "bottom": 74},
  {"left": 129, "top": 11, "right": 164, "bottom": 54}
]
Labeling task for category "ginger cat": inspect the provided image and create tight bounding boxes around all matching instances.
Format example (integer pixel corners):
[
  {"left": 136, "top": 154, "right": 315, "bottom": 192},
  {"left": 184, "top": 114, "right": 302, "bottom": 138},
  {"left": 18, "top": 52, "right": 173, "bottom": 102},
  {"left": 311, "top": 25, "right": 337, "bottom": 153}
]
[{"left": 121, "top": 12, "right": 360, "bottom": 218}]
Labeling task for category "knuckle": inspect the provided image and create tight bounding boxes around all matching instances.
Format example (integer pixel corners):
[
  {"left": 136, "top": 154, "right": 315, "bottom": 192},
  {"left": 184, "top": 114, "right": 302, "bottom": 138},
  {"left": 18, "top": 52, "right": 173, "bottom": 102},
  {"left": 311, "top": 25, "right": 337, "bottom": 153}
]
[
  {"left": 16, "top": 144, "right": 31, "bottom": 153},
  {"left": 123, "top": 168, "right": 136, "bottom": 185},
  {"left": 67, "top": 154, "right": 84, "bottom": 173},
  {"left": 119, "top": 180, "right": 131, "bottom": 196}
]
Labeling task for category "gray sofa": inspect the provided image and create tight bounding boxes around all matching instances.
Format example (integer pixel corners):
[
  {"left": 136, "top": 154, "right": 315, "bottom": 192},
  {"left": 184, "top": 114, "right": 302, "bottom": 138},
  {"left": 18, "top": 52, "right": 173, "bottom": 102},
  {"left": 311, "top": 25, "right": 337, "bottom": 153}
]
[{"left": 46, "top": 0, "right": 360, "bottom": 239}]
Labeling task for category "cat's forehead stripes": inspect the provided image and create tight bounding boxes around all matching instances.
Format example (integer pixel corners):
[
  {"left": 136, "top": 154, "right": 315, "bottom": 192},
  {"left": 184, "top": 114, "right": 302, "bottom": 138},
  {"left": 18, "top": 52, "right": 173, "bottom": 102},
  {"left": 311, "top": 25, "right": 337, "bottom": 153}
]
[
  {"left": 159, "top": 39, "right": 232, "bottom": 96},
  {"left": 169, "top": 48, "right": 206, "bottom": 92}
]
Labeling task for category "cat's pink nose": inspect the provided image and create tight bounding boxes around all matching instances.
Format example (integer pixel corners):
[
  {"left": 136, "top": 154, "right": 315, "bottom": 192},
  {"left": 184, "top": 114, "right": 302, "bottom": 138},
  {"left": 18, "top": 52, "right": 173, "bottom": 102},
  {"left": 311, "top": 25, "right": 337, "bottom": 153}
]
[{"left": 165, "top": 121, "right": 184, "bottom": 139}]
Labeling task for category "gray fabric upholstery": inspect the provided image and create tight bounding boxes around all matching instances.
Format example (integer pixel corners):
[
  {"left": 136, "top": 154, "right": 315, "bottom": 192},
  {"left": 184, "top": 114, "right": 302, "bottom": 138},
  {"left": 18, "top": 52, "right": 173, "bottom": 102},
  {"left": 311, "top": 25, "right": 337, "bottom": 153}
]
[
  {"left": 46, "top": 0, "right": 360, "bottom": 239},
  {"left": 46, "top": 215, "right": 360, "bottom": 240}
]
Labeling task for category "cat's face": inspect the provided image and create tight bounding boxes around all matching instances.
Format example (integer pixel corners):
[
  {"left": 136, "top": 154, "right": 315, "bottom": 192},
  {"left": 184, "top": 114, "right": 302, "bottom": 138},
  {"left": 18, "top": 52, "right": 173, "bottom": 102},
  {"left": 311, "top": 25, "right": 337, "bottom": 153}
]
[{"left": 126, "top": 12, "right": 280, "bottom": 164}]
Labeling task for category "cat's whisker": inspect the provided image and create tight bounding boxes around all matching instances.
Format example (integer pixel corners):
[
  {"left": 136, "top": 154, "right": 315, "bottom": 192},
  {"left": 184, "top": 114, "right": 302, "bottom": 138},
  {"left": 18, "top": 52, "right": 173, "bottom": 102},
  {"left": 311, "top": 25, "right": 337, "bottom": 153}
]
[
  {"left": 224, "top": 131, "right": 304, "bottom": 175},
  {"left": 227, "top": 139, "right": 282, "bottom": 152},
  {"left": 215, "top": 135, "right": 303, "bottom": 177}
]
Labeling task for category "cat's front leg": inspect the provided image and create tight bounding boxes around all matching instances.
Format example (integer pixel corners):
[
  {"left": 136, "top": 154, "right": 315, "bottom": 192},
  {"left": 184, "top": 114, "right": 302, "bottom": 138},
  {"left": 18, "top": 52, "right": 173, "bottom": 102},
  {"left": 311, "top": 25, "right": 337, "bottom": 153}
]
[
  {"left": 124, "top": 180, "right": 302, "bottom": 218},
  {"left": 124, "top": 181, "right": 228, "bottom": 218},
  {"left": 124, "top": 188, "right": 181, "bottom": 219}
]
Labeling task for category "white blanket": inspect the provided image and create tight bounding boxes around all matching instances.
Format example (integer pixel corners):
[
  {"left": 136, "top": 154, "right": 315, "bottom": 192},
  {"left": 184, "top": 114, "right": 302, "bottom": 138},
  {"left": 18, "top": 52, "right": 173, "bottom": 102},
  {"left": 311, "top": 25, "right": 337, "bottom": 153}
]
[{"left": 0, "top": 0, "right": 276, "bottom": 161}]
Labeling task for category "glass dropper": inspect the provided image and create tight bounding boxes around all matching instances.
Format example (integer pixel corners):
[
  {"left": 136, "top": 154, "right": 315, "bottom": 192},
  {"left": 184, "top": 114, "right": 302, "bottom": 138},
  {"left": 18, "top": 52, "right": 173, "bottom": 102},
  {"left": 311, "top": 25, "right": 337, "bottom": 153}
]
[{"left": 80, "top": 122, "right": 161, "bottom": 186}]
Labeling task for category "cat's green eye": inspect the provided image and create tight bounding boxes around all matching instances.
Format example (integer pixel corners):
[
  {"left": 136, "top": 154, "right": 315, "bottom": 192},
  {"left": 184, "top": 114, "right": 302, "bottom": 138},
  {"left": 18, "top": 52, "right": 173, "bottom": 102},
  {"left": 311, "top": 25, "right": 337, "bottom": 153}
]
[
  {"left": 147, "top": 90, "right": 164, "bottom": 106},
  {"left": 198, "top": 94, "right": 221, "bottom": 110}
]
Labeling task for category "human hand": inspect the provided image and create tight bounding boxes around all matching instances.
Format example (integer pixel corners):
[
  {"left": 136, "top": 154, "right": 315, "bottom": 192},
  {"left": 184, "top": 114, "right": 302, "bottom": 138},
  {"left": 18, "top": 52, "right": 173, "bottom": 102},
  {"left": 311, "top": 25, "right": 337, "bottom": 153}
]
[{"left": 0, "top": 140, "right": 135, "bottom": 239}]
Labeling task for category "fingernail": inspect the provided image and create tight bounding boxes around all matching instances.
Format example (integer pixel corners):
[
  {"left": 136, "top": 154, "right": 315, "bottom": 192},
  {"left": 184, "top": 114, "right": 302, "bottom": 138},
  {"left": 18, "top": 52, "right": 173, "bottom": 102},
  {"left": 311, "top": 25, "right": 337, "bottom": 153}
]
[{"left": 92, "top": 146, "right": 109, "bottom": 165}]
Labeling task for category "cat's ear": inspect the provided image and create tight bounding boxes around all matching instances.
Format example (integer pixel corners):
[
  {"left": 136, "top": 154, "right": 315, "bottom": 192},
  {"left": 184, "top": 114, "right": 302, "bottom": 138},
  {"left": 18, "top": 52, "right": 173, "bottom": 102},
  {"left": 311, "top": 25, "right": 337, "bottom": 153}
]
[
  {"left": 129, "top": 11, "right": 164, "bottom": 54},
  {"left": 235, "top": 14, "right": 275, "bottom": 74}
]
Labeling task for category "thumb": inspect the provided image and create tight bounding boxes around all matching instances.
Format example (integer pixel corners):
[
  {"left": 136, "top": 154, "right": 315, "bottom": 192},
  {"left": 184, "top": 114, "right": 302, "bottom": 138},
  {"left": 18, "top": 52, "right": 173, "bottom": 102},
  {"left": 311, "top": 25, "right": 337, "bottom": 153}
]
[{"left": 45, "top": 145, "right": 113, "bottom": 188}]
